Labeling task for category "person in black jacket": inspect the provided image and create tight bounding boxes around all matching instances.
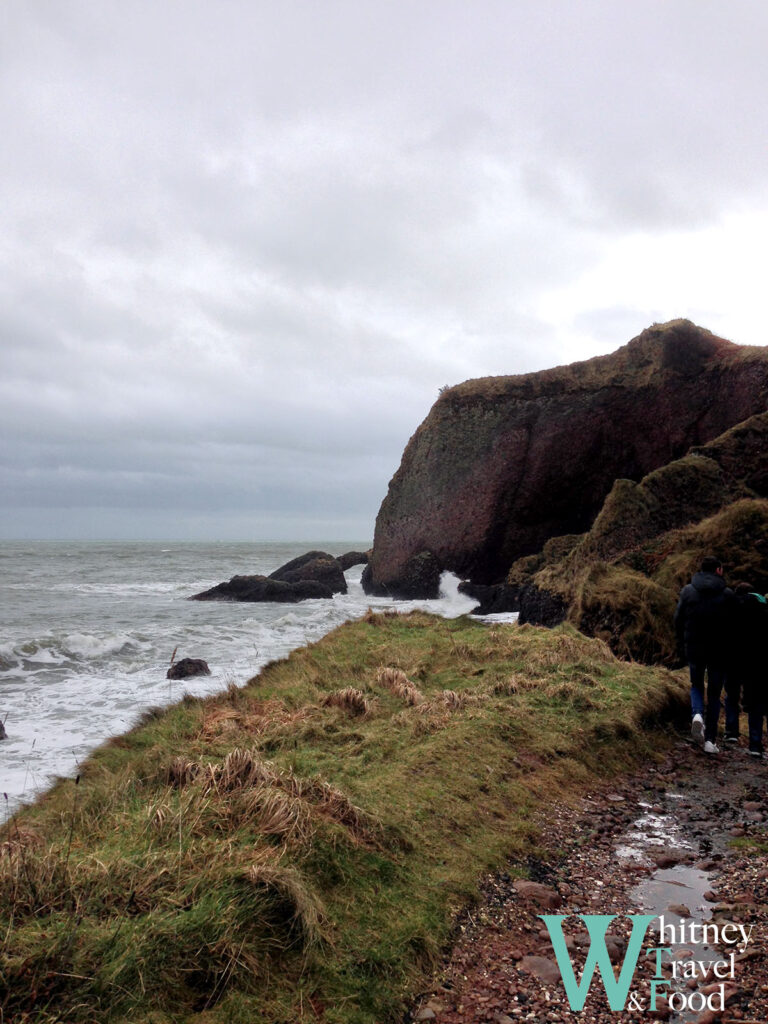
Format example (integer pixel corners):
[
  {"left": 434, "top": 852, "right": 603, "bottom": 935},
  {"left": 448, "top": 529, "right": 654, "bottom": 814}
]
[
  {"left": 728, "top": 582, "right": 768, "bottom": 757},
  {"left": 674, "top": 556, "right": 733, "bottom": 754}
]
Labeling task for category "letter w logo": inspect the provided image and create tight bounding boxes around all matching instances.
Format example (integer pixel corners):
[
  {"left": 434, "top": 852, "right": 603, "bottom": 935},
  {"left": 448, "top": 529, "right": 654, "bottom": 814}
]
[{"left": 538, "top": 914, "right": 654, "bottom": 1011}]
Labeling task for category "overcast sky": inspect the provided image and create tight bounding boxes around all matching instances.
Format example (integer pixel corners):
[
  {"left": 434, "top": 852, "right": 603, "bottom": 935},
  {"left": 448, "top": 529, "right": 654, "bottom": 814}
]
[{"left": 2, "top": 1, "right": 767, "bottom": 541}]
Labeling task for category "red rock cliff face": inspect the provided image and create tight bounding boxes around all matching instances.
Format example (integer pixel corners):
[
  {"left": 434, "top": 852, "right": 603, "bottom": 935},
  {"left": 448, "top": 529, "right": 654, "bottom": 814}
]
[{"left": 364, "top": 320, "right": 768, "bottom": 597}]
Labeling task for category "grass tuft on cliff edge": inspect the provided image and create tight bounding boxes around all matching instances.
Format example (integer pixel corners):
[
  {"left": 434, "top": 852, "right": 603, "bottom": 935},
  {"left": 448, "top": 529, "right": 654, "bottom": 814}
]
[{"left": 1, "top": 613, "right": 685, "bottom": 1024}]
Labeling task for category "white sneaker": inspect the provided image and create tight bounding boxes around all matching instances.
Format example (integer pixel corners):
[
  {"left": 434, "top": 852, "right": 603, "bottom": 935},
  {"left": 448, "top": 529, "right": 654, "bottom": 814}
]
[
  {"left": 703, "top": 740, "right": 720, "bottom": 754},
  {"left": 691, "top": 714, "right": 705, "bottom": 745}
]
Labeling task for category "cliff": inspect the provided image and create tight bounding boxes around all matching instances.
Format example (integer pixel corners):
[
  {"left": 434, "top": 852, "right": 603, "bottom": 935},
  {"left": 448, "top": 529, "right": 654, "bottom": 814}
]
[{"left": 364, "top": 320, "right": 768, "bottom": 598}]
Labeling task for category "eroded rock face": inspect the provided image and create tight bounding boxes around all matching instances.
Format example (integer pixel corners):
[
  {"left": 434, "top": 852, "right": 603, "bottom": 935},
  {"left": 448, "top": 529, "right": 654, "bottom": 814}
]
[{"left": 365, "top": 321, "right": 768, "bottom": 597}]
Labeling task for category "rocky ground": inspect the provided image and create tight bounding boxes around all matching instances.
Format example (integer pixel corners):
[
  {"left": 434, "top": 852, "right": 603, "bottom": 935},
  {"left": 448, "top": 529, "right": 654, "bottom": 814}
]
[{"left": 406, "top": 734, "right": 768, "bottom": 1024}]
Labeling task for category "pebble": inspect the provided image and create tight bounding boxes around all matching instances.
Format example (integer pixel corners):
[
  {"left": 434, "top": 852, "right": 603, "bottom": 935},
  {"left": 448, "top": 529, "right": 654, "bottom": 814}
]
[{"left": 511, "top": 880, "right": 562, "bottom": 909}]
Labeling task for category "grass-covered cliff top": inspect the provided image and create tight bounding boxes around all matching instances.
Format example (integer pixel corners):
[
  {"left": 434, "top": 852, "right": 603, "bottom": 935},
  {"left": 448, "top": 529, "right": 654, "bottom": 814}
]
[
  {"left": 436, "top": 319, "right": 758, "bottom": 406},
  {"left": 2, "top": 613, "right": 685, "bottom": 1023}
]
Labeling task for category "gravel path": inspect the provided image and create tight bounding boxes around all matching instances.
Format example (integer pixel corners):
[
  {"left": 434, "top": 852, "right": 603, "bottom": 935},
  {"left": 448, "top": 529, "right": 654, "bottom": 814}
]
[{"left": 407, "top": 737, "right": 768, "bottom": 1024}]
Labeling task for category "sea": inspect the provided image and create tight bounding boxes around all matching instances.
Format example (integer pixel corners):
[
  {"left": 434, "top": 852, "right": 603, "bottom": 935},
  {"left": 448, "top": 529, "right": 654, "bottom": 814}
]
[{"left": 0, "top": 541, "right": 513, "bottom": 821}]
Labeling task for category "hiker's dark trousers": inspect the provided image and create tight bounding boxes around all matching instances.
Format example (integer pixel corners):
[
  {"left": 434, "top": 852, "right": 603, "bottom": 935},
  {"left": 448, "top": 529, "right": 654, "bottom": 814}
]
[{"left": 688, "top": 661, "right": 725, "bottom": 743}]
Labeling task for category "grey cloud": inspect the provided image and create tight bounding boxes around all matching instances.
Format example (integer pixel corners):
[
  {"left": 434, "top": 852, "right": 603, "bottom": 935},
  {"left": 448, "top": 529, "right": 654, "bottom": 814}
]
[{"left": 2, "top": 0, "right": 767, "bottom": 538}]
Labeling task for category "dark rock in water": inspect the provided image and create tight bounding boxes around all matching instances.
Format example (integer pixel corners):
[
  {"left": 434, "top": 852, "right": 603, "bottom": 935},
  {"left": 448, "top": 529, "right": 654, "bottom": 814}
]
[
  {"left": 190, "top": 574, "right": 333, "bottom": 602},
  {"left": 269, "top": 550, "right": 347, "bottom": 594},
  {"left": 458, "top": 581, "right": 520, "bottom": 615},
  {"left": 365, "top": 320, "right": 768, "bottom": 597},
  {"left": 167, "top": 658, "right": 211, "bottom": 680},
  {"left": 460, "top": 580, "right": 565, "bottom": 626},
  {"left": 362, "top": 549, "right": 441, "bottom": 599},
  {"left": 0, "top": 719, "right": 6, "bottom": 740},
  {"left": 337, "top": 550, "right": 369, "bottom": 571}
]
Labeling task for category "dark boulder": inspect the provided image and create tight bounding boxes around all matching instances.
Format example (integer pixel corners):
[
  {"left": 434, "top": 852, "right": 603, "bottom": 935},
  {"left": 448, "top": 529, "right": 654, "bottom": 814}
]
[
  {"left": 337, "top": 550, "right": 369, "bottom": 571},
  {"left": 362, "top": 549, "right": 441, "bottom": 599},
  {"left": 190, "top": 575, "right": 333, "bottom": 602},
  {"left": 458, "top": 581, "right": 520, "bottom": 615},
  {"left": 458, "top": 580, "right": 565, "bottom": 623},
  {"left": 269, "top": 550, "right": 347, "bottom": 594},
  {"left": 167, "top": 658, "right": 211, "bottom": 680}
]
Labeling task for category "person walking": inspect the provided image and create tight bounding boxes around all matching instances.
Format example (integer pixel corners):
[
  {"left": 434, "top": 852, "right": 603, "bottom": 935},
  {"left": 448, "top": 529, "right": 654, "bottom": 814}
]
[
  {"left": 728, "top": 582, "right": 768, "bottom": 758},
  {"left": 674, "top": 556, "right": 733, "bottom": 754}
]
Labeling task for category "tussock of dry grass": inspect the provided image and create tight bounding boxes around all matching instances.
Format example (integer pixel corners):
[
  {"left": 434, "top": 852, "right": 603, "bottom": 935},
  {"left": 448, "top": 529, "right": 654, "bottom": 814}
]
[
  {"left": 156, "top": 746, "right": 383, "bottom": 847},
  {"left": 376, "top": 666, "right": 424, "bottom": 705},
  {"left": 285, "top": 777, "right": 383, "bottom": 844},
  {"left": 218, "top": 747, "right": 279, "bottom": 791},
  {"left": 0, "top": 826, "right": 42, "bottom": 860},
  {"left": 321, "top": 687, "right": 371, "bottom": 716},
  {"left": 244, "top": 863, "right": 325, "bottom": 947},
  {"left": 402, "top": 708, "right": 451, "bottom": 736},
  {"left": 435, "top": 689, "right": 467, "bottom": 709},
  {"left": 164, "top": 755, "right": 199, "bottom": 787},
  {"left": 199, "top": 697, "right": 310, "bottom": 741},
  {"left": 492, "top": 677, "right": 520, "bottom": 695},
  {"left": 228, "top": 788, "right": 313, "bottom": 840},
  {"left": 362, "top": 608, "right": 399, "bottom": 625}
]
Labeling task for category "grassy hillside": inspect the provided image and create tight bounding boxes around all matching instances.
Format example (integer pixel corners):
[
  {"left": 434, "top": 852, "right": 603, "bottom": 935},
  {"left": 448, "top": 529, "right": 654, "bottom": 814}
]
[
  {"left": 1, "top": 613, "right": 685, "bottom": 1023},
  {"left": 527, "top": 497, "right": 768, "bottom": 663}
]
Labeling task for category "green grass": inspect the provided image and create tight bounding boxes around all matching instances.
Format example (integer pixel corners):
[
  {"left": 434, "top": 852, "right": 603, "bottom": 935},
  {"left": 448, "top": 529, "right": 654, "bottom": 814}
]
[
  {"left": 728, "top": 836, "right": 768, "bottom": 856},
  {"left": 1, "top": 613, "right": 686, "bottom": 1023}
]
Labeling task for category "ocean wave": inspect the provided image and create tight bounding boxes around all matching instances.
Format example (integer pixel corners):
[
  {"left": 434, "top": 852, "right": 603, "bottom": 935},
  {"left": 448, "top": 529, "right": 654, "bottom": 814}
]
[
  {"left": 49, "top": 582, "right": 189, "bottom": 596},
  {"left": 1, "top": 632, "right": 148, "bottom": 671},
  {"left": 62, "top": 632, "right": 143, "bottom": 659}
]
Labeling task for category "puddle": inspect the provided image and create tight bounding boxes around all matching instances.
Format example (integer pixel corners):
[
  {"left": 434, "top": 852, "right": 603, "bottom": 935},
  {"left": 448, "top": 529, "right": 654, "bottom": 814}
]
[
  {"left": 617, "top": 809, "right": 694, "bottom": 858},
  {"left": 618, "top": 801, "right": 721, "bottom": 1022}
]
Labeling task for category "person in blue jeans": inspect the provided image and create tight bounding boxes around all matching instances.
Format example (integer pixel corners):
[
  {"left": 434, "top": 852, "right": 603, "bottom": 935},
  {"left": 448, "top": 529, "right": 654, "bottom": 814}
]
[
  {"left": 728, "top": 582, "right": 768, "bottom": 757},
  {"left": 674, "top": 556, "right": 733, "bottom": 754}
]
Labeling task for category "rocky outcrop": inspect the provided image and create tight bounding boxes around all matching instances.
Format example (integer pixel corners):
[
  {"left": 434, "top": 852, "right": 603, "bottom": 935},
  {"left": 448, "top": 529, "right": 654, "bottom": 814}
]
[
  {"left": 269, "top": 550, "right": 347, "bottom": 595},
  {"left": 190, "top": 576, "right": 333, "bottom": 602},
  {"left": 364, "top": 321, "right": 768, "bottom": 597},
  {"left": 191, "top": 550, "right": 348, "bottom": 603},
  {"left": 567, "top": 411, "right": 768, "bottom": 568},
  {"left": 167, "top": 658, "right": 211, "bottom": 680},
  {"left": 458, "top": 580, "right": 567, "bottom": 623},
  {"left": 458, "top": 581, "right": 519, "bottom": 615},
  {"left": 511, "top": 410, "right": 768, "bottom": 662},
  {"left": 337, "top": 550, "right": 369, "bottom": 571}
]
